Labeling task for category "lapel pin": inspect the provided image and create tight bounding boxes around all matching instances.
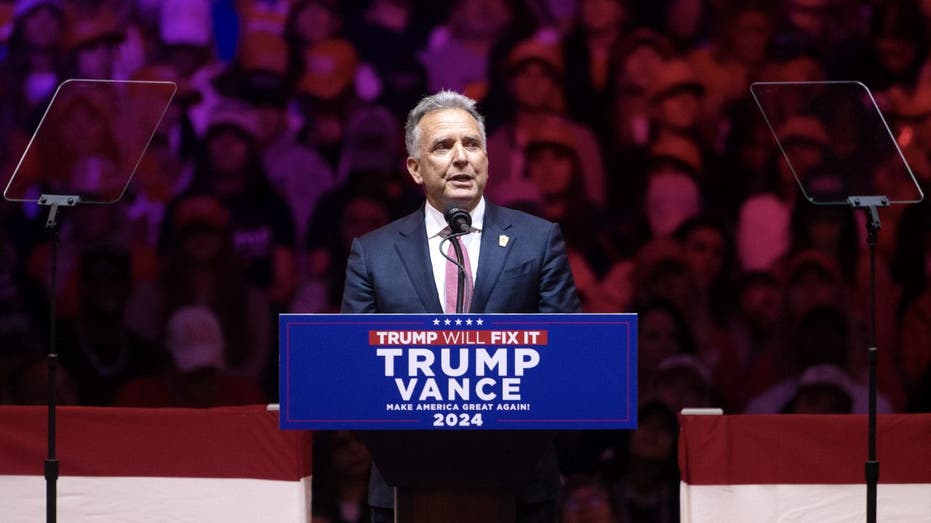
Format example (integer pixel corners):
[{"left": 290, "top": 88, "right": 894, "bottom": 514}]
[{"left": 499, "top": 234, "right": 510, "bottom": 247}]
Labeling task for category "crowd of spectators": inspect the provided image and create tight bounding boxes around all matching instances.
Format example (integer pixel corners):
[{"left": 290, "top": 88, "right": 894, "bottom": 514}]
[{"left": 2, "top": 0, "right": 931, "bottom": 521}]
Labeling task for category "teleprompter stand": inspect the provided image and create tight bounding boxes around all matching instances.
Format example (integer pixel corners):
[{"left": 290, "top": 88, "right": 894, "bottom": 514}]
[
  {"left": 751, "top": 81, "right": 924, "bottom": 523},
  {"left": 3, "top": 79, "right": 176, "bottom": 523}
]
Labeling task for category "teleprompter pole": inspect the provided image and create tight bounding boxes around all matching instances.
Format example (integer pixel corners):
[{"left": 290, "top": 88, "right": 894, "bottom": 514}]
[
  {"left": 848, "top": 195, "right": 887, "bottom": 523},
  {"left": 38, "top": 194, "right": 80, "bottom": 523}
]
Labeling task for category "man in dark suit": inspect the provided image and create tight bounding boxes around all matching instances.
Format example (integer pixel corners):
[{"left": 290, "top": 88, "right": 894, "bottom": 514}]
[{"left": 341, "top": 90, "right": 580, "bottom": 523}]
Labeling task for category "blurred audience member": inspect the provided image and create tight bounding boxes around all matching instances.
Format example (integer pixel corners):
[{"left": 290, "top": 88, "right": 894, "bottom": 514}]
[
  {"left": 736, "top": 191, "right": 791, "bottom": 271},
  {"left": 286, "top": 0, "right": 344, "bottom": 50},
  {"left": 294, "top": 39, "right": 361, "bottom": 168},
  {"left": 632, "top": 239, "right": 698, "bottom": 322},
  {"left": 787, "top": 193, "right": 859, "bottom": 285},
  {"left": 596, "top": 258, "right": 637, "bottom": 312},
  {"left": 564, "top": 0, "right": 632, "bottom": 135},
  {"left": 0, "top": 0, "right": 67, "bottom": 131},
  {"left": 641, "top": 135, "right": 703, "bottom": 237},
  {"left": 894, "top": 196, "right": 931, "bottom": 389},
  {"left": 673, "top": 215, "right": 738, "bottom": 375},
  {"left": 300, "top": 192, "right": 392, "bottom": 312},
  {"left": 560, "top": 474, "right": 620, "bottom": 523},
  {"left": 663, "top": 0, "right": 708, "bottom": 50},
  {"left": 735, "top": 116, "right": 831, "bottom": 271},
  {"left": 906, "top": 363, "right": 931, "bottom": 412},
  {"left": 521, "top": 119, "right": 620, "bottom": 274},
  {"left": 56, "top": 244, "right": 167, "bottom": 405},
  {"left": 116, "top": 306, "right": 265, "bottom": 407},
  {"left": 228, "top": 30, "right": 338, "bottom": 252},
  {"left": 0, "top": 224, "right": 46, "bottom": 403},
  {"left": 778, "top": 249, "right": 847, "bottom": 328},
  {"left": 646, "top": 59, "right": 705, "bottom": 144},
  {"left": 771, "top": 0, "right": 838, "bottom": 56},
  {"left": 689, "top": 3, "right": 773, "bottom": 123},
  {"left": 7, "top": 354, "right": 78, "bottom": 405},
  {"left": 862, "top": 0, "right": 928, "bottom": 93},
  {"left": 602, "top": 29, "right": 675, "bottom": 226},
  {"left": 486, "top": 33, "right": 607, "bottom": 207},
  {"left": 64, "top": 10, "right": 124, "bottom": 79},
  {"left": 785, "top": 363, "right": 855, "bottom": 414},
  {"left": 745, "top": 305, "right": 893, "bottom": 414},
  {"left": 311, "top": 430, "right": 373, "bottom": 523},
  {"left": 650, "top": 353, "right": 716, "bottom": 413},
  {"left": 159, "top": 0, "right": 225, "bottom": 136},
  {"left": 674, "top": 215, "right": 735, "bottom": 323},
  {"left": 717, "top": 271, "right": 785, "bottom": 410},
  {"left": 633, "top": 298, "right": 696, "bottom": 401},
  {"left": 606, "top": 400, "right": 679, "bottom": 523},
  {"left": 345, "top": 0, "right": 429, "bottom": 118},
  {"left": 130, "top": 194, "right": 270, "bottom": 383},
  {"left": 28, "top": 203, "right": 157, "bottom": 320},
  {"left": 606, "top": 28, "right": 675, "bottom": 152},
  {"left": 419, "top": 0, "right": 512, "bottom": 98},
  {"left": 165, "top": 99, "right": 298, "bottom": 306},
  {"left": 125, "top": 66, "right": 194, "bottom": 246},
  {"left": 335, "top": 104, "right": 403, "bottom": 182}
]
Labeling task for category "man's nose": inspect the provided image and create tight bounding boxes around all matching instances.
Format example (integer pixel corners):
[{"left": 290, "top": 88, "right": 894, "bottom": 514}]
[{"left": 451, "top": 142, "right": 468, "bottom": 165}]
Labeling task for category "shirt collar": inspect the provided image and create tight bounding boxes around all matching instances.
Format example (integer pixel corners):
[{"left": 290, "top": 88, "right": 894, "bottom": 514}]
[{"left": 425, "top": 198, "right": 485, "bottom": 238}]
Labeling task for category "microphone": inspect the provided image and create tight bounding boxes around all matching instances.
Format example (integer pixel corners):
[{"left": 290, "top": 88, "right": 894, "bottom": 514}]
[
  {"left": 441, "top": 207, "right": 471, "bottom": 313},
  {"left": 444, "top": 207, "right": 472, "bottom": 235}
]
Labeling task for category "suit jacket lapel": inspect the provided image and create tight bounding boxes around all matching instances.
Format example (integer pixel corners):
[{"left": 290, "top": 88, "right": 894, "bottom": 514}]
[
  {"left": 395, "top": 208, "right": 444, "bottom": 313},
  {"left": 471, "top": 202, "right": 513, "bottom": 313}
]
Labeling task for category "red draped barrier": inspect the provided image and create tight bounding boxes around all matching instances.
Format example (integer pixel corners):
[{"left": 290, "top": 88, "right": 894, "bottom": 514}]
[
  {"left": 679, "top": 414, "right": 931, "bottom": 521},
  {"left": 0, "top": 405, "right": 312, "bottom": 522}
]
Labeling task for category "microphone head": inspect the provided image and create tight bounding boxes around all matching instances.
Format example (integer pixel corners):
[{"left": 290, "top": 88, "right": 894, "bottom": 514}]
[{"left": 444, "top": 207, "right": 472, "bottom": 234}]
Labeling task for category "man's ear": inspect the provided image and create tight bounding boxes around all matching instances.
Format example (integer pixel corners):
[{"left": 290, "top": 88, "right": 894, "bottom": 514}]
[{"left": 406, "top": 156, "right": 424, "bottom": 185}]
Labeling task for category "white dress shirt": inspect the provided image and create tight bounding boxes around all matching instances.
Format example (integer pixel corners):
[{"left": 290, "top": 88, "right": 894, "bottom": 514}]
[{"left": 425, "top": 198, "right": 484, "bottom": 310}]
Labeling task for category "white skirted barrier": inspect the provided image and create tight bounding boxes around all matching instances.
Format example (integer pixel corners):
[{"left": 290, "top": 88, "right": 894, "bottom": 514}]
[
  {"left": 679, "top": 413, "right": 931, "bottom": 522},
  {"left": 0, "top": 405, "right": 312, "bottom": 522}
]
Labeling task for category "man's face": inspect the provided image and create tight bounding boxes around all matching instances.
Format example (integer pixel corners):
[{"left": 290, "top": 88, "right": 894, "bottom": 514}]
[{"left": 407, "top": 108, "right": 488, "bottom": 211}]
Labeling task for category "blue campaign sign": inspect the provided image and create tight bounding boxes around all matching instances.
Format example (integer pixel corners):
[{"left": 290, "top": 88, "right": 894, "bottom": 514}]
[{"left": 279, "top": 313, "right": 637, "bottom": 430}]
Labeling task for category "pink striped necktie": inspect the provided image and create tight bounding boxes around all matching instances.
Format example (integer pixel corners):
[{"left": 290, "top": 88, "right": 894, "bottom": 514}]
[{"left": 443, "top": 228, "right": 474, "bottom": 313}]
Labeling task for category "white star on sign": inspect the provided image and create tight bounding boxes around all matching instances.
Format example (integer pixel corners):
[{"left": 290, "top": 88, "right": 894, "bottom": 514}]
[
  {"left": 433, "top": 318, "right": 440, "bottom": 326},
  {"left": 444, "top": 318, "right": 452, "bottom": 326},
  {"left": 465, "top": 318, "right": 473, "bottom": 325},
  {"left": 455, "top": 319, "right": 462, "bottom": 325},
  {"left": 476, "top": 318, "right": 484, "bottom": 326}
]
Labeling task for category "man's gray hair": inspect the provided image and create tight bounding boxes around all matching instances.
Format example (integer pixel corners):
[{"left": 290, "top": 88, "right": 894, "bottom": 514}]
[{"left": 404, "top": 90, "right": 486, "bottom": 158}]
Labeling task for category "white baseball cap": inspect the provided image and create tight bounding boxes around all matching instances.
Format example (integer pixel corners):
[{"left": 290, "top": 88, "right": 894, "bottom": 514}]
[{"left": 165, "top": 306, "right": 226, "bottom": 372}]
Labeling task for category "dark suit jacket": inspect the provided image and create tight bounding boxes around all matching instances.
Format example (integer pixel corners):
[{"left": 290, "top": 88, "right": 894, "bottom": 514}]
[
  {"left": 340, "top": 201, "right": 581, "bottom": 508},
  {"left": 342, "top": 202, "right": 580, "bottom": 315}
]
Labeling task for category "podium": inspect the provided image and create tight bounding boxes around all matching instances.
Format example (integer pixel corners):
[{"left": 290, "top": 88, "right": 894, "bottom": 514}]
[
  {"left": 360, "top": 431, "right": 552, "bottom": 522},
  {"left": 279, "top": 313, "right": 638, "bottom": 522}
]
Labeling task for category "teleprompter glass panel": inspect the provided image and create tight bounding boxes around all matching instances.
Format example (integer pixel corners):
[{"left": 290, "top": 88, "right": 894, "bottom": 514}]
[
  {"left": 750, "top": 81, "right": 922, "bottom": 205},
  {"left": 4, "top": 79, "right": 176, "bottom": 204}
]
